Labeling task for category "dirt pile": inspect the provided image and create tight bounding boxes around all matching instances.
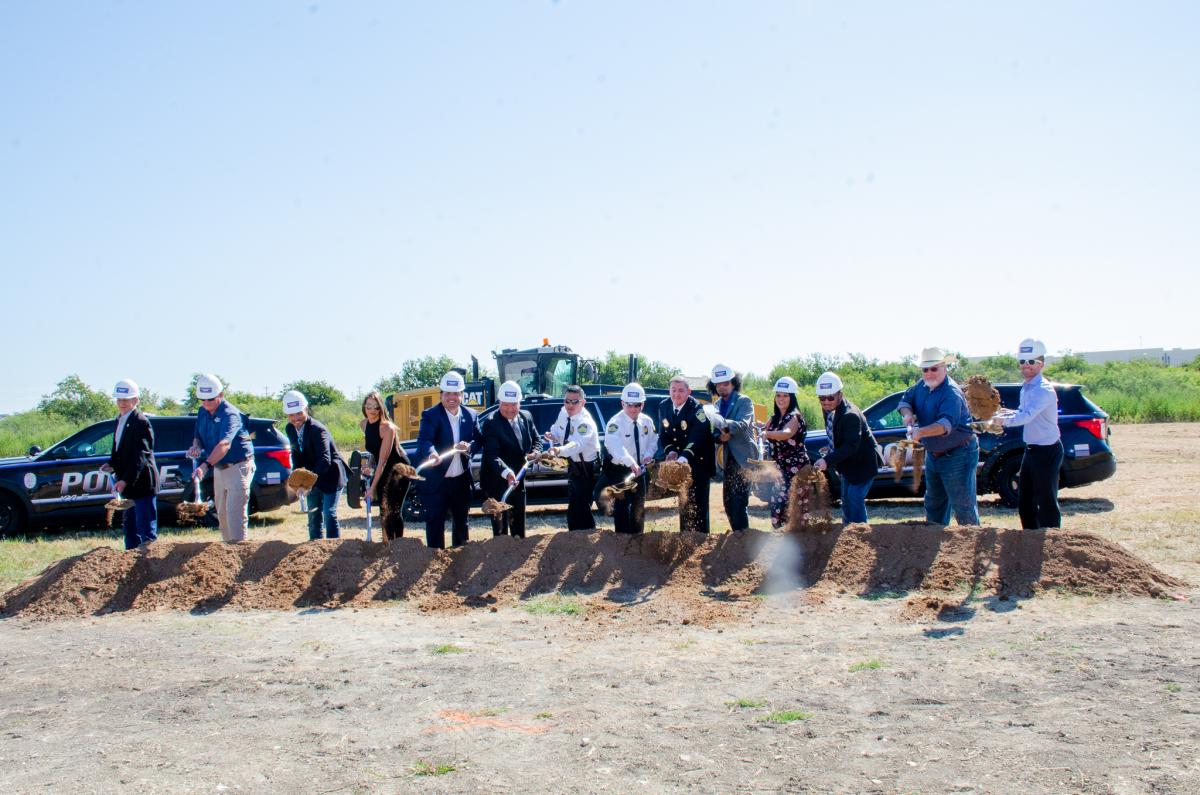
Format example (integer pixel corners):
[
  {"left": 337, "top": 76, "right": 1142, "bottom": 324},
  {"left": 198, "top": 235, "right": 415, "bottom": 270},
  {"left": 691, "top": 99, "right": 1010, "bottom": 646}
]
[{"left": 0, "top": 525, "right": 1186, "bottom": 622}]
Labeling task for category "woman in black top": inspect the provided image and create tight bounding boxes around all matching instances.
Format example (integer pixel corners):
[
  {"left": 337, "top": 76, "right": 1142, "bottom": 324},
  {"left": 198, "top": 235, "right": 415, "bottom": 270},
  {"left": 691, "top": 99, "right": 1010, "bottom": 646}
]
[{"left": 360, "top": 391, "right": 412, "bottom": 540}]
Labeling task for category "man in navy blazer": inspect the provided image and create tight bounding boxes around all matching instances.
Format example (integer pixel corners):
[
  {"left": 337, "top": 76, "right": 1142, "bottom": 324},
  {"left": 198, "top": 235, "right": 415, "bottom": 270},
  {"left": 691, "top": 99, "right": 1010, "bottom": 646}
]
[
  {"left": 481, "top": 380, "right": 542, "bottom": 538},
  {"left": 101, "top": 378, "right": 159, "bottom": 550},
  {"left": 415, "top": 371, "right": 482, "bottom": 548}
]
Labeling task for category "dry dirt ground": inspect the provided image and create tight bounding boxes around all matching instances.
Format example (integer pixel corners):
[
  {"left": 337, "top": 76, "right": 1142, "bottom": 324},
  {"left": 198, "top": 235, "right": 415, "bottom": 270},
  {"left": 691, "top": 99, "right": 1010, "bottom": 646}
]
[{"left": 1, "top": 424, "right": 1199, "bottom": 794}]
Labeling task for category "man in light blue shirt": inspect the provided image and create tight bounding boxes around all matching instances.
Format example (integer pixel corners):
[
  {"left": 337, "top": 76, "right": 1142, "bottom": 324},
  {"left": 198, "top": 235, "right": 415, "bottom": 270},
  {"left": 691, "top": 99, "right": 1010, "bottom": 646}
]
[{"left": 1001, "top": 338, "right": 1063, "bottom": 529}]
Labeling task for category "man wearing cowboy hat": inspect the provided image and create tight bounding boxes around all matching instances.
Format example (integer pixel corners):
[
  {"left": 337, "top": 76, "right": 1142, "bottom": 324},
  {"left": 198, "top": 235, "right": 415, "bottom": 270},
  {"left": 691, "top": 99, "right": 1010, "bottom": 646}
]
[
  {"left": 188, "top": 373, "right": 256, "bottom": 543},
  {"left": 481, "top": 380, "right": 543, "bottom": 538},
  {"left": 283, "top": 390, "right": 348, "bottom": 540},
  {"left": 897, "top": 348, "right": 979, "bottom": 525},
  {"left": 704, "top": 364, "right": 759, "bottom": 532},
  {"left": 415, "top": 371, "right": 482, "bottom": 548},
  {"left": 657, "top": 376, "right": 715, "bottom": 533},
  {"left": 1000, "top": 338, "right": 1063, "bottom": 529},
  {"left": 603, "top": 383, "right": 659, "bottom": 534},
  {"left": 100, "top": 378, "right": 159, "bottom": 550}
]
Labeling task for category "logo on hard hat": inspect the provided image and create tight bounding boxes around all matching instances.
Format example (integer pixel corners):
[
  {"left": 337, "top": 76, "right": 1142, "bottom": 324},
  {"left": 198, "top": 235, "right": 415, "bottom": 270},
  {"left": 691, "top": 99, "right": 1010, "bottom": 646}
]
[
  {"left": 287, "top": 401, "right": 301, "bottom": 410},
  {"left": 116, "top": 386, "right": 129, "bottom": 394},
  {"left": 819, "top": 382, "right": 832, "bottom": 389},
  {"left": 715, "top": 369, "right": 728, "bottom": 378},
  {"left": 1020, "top": 346, "right": 1033, "bottom": 353},
  {"left": 503, "top": 390, "right": 517, "bottom": 398}
]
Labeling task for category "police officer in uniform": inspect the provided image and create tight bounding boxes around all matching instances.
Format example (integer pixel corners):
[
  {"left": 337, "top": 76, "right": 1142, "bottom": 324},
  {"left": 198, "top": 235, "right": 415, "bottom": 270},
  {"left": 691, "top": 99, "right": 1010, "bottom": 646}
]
[
  {"left": 603, "top": 383, "right": 659, "bottom": 534},
  {"left": 657, "top": 376, "right": 715, "bottom": 533},
  {"left": 481, "top": 380, "right": 542, "bottom": 538},
  {"left": 546, "top": 385, "right": 600, "bottom": 530},
  {"left": 415, "top": 371, "right": 482, "bottom": 548}
]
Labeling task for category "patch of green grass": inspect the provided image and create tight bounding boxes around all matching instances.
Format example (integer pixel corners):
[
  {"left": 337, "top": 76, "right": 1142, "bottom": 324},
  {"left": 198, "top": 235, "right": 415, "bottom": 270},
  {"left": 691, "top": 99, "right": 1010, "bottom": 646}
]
[
  {"left": 521, "top": 594, "right": 587, "bottom": 616},
  {"left": 471, "top": 707, "right": 506, "bottom": 716},
  {"left": 535, "top": 711, "right": 553, "bottom": 719},
  {"left": 672, "top": 639, "right": 695, "bottom": 650},
  {"left": 411, "top": 760, "right": 456, "bottom": 777},
  {"left": 726, "top": 698, "right": 766, "bottom": 709},
  {"left": 860, "top": 589, "right": 907, "bottom": 601},
  {"left": 761, "top": 709, "right": 813, "bottom": 724},
  {"left": 741, "top": 638, "right": 766, "bottom": 646},
  {"left": 1166, "top": 683, "right": 1182, "bottom": 693},
  {"left": 431, "top": 643, "right": 465, "bottom": 655},
  {"left": 848, "top": 659, "right": 884, "bottom": 672}
]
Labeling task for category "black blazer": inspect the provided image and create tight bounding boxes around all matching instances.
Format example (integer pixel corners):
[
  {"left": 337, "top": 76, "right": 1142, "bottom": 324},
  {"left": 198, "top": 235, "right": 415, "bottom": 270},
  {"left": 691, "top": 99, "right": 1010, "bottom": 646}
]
[
  {"left": 481, "top": 410, "right": 542, "bottom": 497},
  {"left": 108, "top": 410, "right": 158, "bottom": 499},
  {"left": 286, "top": 416, "right": 348, "bottom": 493},
  {"left": 823, "top": 400, "right": 879, "bottom": 485},
  {"left": 657, "top": 396, "right": 715, "bottom": 479}
]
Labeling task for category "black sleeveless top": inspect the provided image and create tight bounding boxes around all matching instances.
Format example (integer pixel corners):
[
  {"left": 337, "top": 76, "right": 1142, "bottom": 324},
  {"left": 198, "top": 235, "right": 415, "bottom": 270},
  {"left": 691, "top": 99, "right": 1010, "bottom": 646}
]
[{"left": 364, "top": 419, "right": 407, "bottom": 481}]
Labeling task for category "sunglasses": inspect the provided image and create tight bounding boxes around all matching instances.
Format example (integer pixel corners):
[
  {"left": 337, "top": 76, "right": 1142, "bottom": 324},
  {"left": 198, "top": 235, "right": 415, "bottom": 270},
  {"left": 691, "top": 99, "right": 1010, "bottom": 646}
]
[
  {"left": 627, "top": 403, "right": 644, "bottom": 408},
  {"left": 1018, "top": 359, "right": 1041, "bottom": 366},
  {"left": 817, "top": 395, "right": 838, "bottom": 402},
  {"left": 564, "top": 398, "right": 581, "bottom": 405},
  {"left": 921, "top": 365, "right": 943, "bottom": 373},
  {"left": 364, "top": 404, "right": 380, "bottom": 410}
]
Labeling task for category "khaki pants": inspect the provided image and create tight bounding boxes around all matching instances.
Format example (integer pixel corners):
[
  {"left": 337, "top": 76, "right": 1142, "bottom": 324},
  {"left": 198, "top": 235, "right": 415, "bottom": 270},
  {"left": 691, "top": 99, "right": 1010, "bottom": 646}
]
[{"left": 213, "top": 460, "right": 255, "bottom": 542}]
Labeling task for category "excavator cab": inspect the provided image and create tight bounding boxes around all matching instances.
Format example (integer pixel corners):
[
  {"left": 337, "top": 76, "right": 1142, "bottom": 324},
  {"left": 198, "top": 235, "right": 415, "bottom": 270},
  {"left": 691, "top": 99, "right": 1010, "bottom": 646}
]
[{"left": 494, "top": 344, "right": 580, "bottom": 399}]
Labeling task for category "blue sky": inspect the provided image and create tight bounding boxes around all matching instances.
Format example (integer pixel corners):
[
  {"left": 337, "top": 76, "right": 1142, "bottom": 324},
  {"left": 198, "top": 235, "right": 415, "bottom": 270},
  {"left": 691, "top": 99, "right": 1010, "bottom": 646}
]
[{"left": 3, "top": 2, "right": 1197, "bottom": 412}]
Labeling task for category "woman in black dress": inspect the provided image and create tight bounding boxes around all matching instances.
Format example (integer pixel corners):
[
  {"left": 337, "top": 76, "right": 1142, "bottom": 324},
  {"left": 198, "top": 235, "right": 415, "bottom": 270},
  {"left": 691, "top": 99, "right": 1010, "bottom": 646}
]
[
  {"left": 761, "top": 377, "right": 810, "bottom": 528},
  {"left": 360, "top": 391, "right": 412, "bottom": 540}
]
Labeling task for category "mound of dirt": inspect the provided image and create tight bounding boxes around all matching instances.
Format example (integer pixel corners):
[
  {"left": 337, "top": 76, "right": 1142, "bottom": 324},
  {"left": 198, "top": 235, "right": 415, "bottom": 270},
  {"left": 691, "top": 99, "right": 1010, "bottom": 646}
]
[{"left": 0, "top": 525, "right": 1186, "bottom": 622}]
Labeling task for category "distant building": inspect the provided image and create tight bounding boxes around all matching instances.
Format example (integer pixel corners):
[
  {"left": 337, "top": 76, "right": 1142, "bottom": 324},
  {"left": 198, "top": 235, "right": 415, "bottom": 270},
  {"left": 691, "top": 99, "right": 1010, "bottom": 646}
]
[{"left": 968, "top": 347, "right": 1199, "bottom": 367}]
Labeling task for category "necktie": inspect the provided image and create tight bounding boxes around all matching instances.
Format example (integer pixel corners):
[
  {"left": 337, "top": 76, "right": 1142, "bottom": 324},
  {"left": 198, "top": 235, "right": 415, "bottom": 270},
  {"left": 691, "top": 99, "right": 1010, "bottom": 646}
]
[
  {"left": 633, "top": 418, "right": 641, "bottom": 462},
  {"left": 564, "top": 416, "right": 572, "bottom": 451},
  {"left": 512, "top": 418, "right": 522, "bottom": 449},
  {"left": 296, "top": 427, "right": 304, "bottom": 452}
]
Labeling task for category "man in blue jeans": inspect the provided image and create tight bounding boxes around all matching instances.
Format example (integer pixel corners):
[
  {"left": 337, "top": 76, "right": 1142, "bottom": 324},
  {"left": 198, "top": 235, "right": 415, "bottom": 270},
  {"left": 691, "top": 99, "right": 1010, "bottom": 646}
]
[
  {"left": 813, "top": 372, "right": 879, "bottom": 524},
  {"left": 898, "top": 347, "right": 980, "bottom": 526},
  {"left": 283, "top": 389, "right": 348, "bottom": 540}
]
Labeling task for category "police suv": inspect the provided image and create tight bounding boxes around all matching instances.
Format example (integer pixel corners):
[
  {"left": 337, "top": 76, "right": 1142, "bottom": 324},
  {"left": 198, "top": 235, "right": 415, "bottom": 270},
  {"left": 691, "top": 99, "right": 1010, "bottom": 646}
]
[{"left": 0, "top": 416, "right": 294, "bottom": 537}]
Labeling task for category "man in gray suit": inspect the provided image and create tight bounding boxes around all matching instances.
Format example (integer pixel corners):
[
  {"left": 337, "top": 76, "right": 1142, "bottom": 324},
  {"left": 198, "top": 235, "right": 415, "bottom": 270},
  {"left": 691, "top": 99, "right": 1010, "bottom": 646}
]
[{"left": 704, "top": 364, "right": 760, "bottom": 531}]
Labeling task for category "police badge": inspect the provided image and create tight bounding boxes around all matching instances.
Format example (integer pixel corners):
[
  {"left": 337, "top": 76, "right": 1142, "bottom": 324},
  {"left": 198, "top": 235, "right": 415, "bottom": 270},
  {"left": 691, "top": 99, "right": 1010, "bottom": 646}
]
[{"left": 680, "top": 420, "right": 687, "bottom": 430}]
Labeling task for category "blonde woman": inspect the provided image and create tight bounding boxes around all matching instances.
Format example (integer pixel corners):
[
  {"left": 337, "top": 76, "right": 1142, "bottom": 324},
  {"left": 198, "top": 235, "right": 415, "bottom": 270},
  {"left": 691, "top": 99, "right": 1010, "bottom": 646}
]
[{"left": 360, "top": 392, "right": 412, "bottom": 539}]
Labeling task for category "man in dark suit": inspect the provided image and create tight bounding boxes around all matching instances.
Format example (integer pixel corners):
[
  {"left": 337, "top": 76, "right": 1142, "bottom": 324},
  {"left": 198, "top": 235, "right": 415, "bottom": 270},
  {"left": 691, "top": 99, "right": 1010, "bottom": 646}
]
[
  {"left": 283, "top": 390, "right": 348, "bottom": 540},
  {"left": 101, "top": 378, "right": 159, "bottom": 550},
  {"left": 657, "top": 376, "right": 716, "bottom": 533},
  {"left": 481, "top": 380, "right": 542, "bottom": 538},
  {"left": 415, "top": 371, "right": 482, "bottom": 548}
]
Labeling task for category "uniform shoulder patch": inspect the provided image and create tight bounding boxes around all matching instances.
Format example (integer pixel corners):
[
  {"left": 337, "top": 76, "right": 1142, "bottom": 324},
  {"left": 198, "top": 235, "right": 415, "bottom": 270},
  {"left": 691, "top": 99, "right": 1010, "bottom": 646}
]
[
  {"left": 606, "top": 422, "right": 618, "bottom": 434},
  {"left": 577, "top": 423, "right": 589, "bottom": 435},
  {"left": 696, "top": 408, "right": 708, "bottom": 422}
]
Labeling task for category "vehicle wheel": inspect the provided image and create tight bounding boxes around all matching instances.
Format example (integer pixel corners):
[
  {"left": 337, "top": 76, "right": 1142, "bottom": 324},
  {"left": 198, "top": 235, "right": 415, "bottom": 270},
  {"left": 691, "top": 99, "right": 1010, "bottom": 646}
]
[
  {"left": 402, "top": 490, "right": 425, "bottom": 523},
  {"left": 0, "top": 492, "right": 27, "bottom": 538},
  {"left": 994, "top": 455, "right": 1022, "bottom": 508}
]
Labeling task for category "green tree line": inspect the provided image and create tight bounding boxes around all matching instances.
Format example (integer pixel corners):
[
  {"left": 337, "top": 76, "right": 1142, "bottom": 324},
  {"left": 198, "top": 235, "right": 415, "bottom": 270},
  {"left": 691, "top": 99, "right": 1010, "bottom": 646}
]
[{"left": 4, "top": 354, "right": 1198, "bottom": 457}]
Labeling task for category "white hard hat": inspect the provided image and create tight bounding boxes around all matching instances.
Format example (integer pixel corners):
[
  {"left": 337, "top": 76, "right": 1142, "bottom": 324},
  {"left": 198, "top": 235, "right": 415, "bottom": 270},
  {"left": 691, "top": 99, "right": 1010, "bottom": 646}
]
[
  {"left": 1017, "top": 338, "right": 1047, "bottom": 359},
  {"left": 195, "top": 373, "right": 223, "bottom": 400},
  {"left": 281, "top": 390, "right": 308, "bottom": 415},
  {"left": 112, "top": 378, "right": 140, "bottom": 400},
  {"left": 918, "top": 347, "right": 956, "bottom": 369},
  {"left": 622, "top": 382, "right": 646, "bottom": 403},
  {"left": 815, "top": 372, "right": 843, "bottom": 396},
  {"left": 438, "top": 371, "right": 465, "bottom": 392},
  {"left": 498, "top": 380, "right": 522, "bottom": 404},
  {"left": 710, "top": 364, "right": 734, "bottom": 384},
  {"left": 773, "top": 376, "right": 799, "bottom": 395}
]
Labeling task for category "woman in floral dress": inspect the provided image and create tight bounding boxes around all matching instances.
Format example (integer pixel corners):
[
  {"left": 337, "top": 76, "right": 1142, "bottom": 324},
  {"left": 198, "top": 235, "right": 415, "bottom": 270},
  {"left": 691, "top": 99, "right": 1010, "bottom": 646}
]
[{"left": 761, "top": 376, "right": 810, "bottom": 528}]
